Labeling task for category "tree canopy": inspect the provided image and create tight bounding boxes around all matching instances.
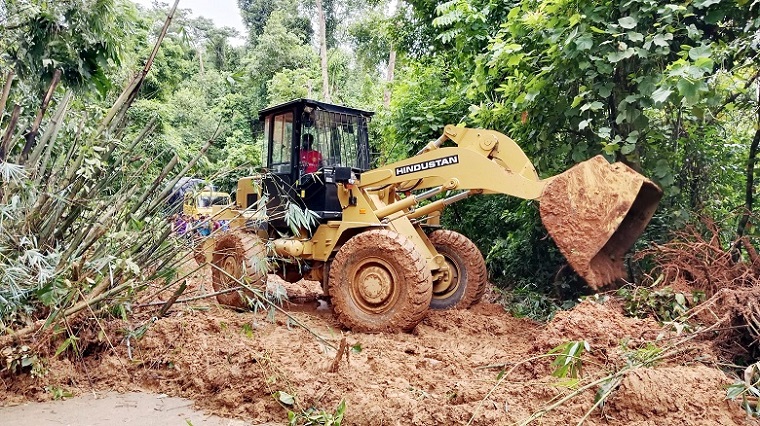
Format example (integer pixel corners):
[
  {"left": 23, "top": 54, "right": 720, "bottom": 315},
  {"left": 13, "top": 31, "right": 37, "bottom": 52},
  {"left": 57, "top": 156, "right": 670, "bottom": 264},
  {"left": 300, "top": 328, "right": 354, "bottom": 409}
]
[{"left": 1, "top": 0, "right": 759, "bottom": 317}]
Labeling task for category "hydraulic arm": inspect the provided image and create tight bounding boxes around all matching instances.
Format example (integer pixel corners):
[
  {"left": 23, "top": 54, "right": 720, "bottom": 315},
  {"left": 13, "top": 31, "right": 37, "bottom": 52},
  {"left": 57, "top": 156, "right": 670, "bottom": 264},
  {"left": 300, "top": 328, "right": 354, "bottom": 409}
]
[{"left": 349, "top": 125, "right": 662, "bottom": 289}]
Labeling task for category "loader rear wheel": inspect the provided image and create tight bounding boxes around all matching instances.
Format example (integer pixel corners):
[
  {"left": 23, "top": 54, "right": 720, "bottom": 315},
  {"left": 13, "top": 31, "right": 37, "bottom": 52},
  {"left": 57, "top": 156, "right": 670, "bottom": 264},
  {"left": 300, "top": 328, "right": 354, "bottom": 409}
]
[
  {"left": 428, "top": 230, "right": 487, "bottom": 310},
  {"left": 328, "top": 229, "right": 432, "bottom": 332},
  {"left": 211, "top": 232, "right": 266, "bottom": 309},
  {"left": 192, "top": 236, "right": 211, "bottom": 266}
]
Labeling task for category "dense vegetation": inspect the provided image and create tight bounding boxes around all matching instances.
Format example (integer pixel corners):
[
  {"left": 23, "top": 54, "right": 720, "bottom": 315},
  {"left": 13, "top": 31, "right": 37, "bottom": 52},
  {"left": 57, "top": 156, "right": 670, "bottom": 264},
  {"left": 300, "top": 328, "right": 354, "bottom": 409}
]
[{"left": 0, "top": 0, "right": 759, "bottom": 324}]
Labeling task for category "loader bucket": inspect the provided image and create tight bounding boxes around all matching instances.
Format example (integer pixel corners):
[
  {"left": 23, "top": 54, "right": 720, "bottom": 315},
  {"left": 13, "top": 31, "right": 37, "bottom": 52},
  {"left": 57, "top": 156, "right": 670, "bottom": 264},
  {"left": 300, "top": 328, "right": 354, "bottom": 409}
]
[{"left": 539, "top": 156, "right": 662, "bottom": 289}]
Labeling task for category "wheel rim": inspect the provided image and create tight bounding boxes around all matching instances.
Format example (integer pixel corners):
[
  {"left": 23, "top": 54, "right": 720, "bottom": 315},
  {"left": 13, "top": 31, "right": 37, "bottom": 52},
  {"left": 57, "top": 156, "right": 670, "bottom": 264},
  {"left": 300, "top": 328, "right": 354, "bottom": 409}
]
[
  {"left": 219, "top": 254, "right": 240, "bottom": 289},
  {"left": 349, "top": 257, "right": 399, "bottom": 314},
  {"left": 432, "top": 255, "right": 460, "bottom": 299}
]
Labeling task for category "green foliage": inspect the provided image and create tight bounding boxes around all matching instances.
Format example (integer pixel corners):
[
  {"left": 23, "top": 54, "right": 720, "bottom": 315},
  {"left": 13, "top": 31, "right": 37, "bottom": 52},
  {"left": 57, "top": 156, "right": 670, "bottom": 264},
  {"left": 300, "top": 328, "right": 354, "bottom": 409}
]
[
  {"left": 54, "top": 335, "right": 80, "bottom": 358},
  {"left": 288, "top": 400, "right": 346, "bottom": 426},
  {"left": 45, "top": 385, "right": 73, "bottom": 400},
  {"left": 1, "top": 0, "right": 136, "bottom": 95},
  {"left": 727, "top": 380, "right": 760, "bottom": 417},
  {"left": 246, "top": 11, "right": 317, "bottom": 87},
  {"left": 283, "top": 200, "right": 320, "bottom": 236},
  {"left": 0, "top": 111, "right": 188, "bottom": 320},
  {"left": 728, "top": 362, "right": 760, "bottom": 417},
  {"left": 268, "top": 69, "right": 318, "bottom": 105},
  {"left": 497, "top": 283, "right": 563, "bottom": 322},
  {"left": 618, "top": 285, "right": 705, "bottom": 322},
  {"left": 348, "top": 10, "right": 396, "bottom": 73},
  {"left": 238, "top": 0, "right": 313, "bottom": 44},
  {"left": 0, "top": 3, "right": 221, "bottom": 337},
  {"left": 274, "top": 389, "right": 346, "bottom": 426},
  {"left": 549, "top": 340, "right": 589, "bottom": 379},
  {"left": 625, "top": 342, "right": 663, "bottom": 368},
  {"left": 384, "top": 0, "right": 760, "bottom": 308},
  {"left": 443, "top": 196, "right": 583, "bottom": 315},
  {"left": 118, "top": 3, "right": 262, "bottom": 192},
  {"left": 1, "top": 345, "right": 45, "bottom": 377},
  {"left": 378, "top": 58, "right": 468, "bottom": 162}
]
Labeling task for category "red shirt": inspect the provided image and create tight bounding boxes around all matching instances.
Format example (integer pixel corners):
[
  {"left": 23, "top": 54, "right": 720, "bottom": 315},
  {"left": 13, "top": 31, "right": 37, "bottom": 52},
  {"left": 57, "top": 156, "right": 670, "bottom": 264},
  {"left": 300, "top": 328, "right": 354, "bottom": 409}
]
[{"left": 300, "top": 150, "right": 322, "bottom": 173}]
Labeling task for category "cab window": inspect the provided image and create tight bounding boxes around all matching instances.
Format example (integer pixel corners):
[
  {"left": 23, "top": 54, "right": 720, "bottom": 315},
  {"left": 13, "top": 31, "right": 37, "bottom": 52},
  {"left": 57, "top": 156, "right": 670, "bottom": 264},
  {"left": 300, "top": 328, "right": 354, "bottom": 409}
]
[
  {"left": 211, "top": 195, "right": 230, "bottom": 205},
  {"left": 271, "top": 112, "right": 294, "bottom": 171}
]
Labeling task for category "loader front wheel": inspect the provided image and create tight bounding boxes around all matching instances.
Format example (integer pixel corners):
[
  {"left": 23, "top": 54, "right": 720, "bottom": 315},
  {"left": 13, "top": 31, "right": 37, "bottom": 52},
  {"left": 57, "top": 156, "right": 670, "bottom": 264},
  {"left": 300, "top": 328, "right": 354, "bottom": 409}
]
[
  {"left": 211, "top": 232, "right": 267, "bottom": 309},
  {"left": 328, "top": 229, "right": 432, "bottom": 332},
  {"left": 429, "top": 230, "right": 487, "bottom": 310}
]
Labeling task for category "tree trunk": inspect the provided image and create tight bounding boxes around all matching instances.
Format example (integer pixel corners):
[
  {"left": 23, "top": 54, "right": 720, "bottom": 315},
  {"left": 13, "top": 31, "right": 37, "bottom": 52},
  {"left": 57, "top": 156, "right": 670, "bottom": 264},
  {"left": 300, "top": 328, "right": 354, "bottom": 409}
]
[
  {"left": 198, "top": 44, "right": 205, "bottom": 77},
  {"left": 315, "top": 0, "right": 330, "bottom": 102},
  {"left": 733, "top": 85, "right": 760, "bottom": 261},
  {"left": 383, "top": 48, "right": 396, "bottom": 108}
]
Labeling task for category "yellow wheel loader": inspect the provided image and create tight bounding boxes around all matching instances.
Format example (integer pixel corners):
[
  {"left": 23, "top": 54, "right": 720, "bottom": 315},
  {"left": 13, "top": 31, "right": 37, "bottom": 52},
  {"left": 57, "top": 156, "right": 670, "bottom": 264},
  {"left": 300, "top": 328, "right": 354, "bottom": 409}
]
[
  {"left": 182, "top": 190, "right": 232, "bottom": 219},
  {"left": 201, "top": 99, "right": 662, "bottom": 332}
]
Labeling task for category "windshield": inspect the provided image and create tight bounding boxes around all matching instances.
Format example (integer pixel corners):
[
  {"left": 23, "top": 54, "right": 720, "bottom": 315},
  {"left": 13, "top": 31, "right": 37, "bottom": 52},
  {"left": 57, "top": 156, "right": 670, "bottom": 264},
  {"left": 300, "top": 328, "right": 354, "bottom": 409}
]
[
  {"left": 303, "top": 109, "right": 370, "bottom": 170},
  {"left": 197, "top": 195, "right": 230, "bottom": 207}
]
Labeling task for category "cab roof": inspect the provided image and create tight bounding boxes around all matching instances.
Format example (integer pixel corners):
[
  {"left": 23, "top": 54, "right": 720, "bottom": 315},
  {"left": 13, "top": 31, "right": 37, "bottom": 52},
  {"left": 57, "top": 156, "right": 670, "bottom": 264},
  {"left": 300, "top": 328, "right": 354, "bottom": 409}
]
[{"left": 257, "top": 98, "right": 375, "bottom": 120}]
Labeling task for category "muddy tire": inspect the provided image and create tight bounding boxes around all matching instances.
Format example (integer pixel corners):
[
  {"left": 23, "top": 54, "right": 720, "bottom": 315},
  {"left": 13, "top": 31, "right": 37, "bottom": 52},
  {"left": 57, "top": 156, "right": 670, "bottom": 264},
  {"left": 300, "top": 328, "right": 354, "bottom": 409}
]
[
  {"left": 192, "top": 237, "right": 207, "bottom": 266},
  {"left": 328, "top": 229, "right": 432, "bottom": 332},
  {"left": 211, "top": 231, "right": 267, "bottom": 309},
  {"left": 428, "top": 230, "right": 487, "bottom": 310}
]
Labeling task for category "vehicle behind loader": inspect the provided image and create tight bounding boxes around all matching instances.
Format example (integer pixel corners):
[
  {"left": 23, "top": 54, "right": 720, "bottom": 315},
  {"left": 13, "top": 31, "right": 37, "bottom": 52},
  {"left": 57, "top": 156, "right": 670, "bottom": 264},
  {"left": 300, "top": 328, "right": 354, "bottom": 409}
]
[{"left": 202, "top": 99, "right": 662, "bottom": 332}]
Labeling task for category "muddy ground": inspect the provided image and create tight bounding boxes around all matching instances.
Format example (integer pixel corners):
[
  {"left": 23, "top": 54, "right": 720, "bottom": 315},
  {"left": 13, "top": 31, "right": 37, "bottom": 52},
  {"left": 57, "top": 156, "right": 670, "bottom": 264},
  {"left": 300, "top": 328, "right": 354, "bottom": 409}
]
[{"left": 1, "top": 265, "right": 757, "bottom": 425}]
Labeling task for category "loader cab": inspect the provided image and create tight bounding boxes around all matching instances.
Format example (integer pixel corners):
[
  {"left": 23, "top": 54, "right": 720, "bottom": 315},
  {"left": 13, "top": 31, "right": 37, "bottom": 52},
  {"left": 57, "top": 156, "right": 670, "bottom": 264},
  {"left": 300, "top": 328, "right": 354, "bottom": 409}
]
[
  {"left": 259, "top": 99, "right": 373, "bottom": 232},
  {"left": 183, "top": 190, "right": 231, "bottom": 218}
]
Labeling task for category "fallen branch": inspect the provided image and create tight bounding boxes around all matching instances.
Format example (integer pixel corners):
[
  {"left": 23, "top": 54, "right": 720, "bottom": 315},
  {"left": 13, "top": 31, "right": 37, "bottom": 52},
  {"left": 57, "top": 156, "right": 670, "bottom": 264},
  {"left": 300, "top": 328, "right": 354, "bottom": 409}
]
[
  {"left": 329, "top": 337, "right": 348, "bottom": 373},
  {"left": 208, "top": 260, "right": 337, "bottom": 351},
  {"left": 0, "top": 279, "right": 136, "bottom": 347},
  {"left": 158, "top": 280, "right": 187, "bottom": 317},
  {"left": 134, "top": 286, "right": 245, "bottom": 308}
]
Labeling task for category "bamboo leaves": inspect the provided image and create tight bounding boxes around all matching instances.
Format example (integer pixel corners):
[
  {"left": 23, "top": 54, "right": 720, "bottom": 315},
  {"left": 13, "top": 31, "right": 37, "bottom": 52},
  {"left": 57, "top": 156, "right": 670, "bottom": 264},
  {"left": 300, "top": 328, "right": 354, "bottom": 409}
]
[
  {"left": 0, "top": 2, "right": 190, "bottom": 335},
  {"left": 549, "top": 340, "right": 589, "bottom": 379}
]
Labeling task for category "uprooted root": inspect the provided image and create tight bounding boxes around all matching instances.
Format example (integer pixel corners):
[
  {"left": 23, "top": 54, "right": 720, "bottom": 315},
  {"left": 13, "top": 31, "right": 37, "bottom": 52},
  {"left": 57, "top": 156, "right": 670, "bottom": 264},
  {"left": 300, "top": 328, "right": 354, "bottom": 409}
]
[
  {"left": 684, "top": 286, "right": 760, "bottom": 362},
  {"left": 638, "top": 221, "right": 760, "bottom": 362},
  {"left": 638, "top": 222, "right": 760, "bottom": 297}
]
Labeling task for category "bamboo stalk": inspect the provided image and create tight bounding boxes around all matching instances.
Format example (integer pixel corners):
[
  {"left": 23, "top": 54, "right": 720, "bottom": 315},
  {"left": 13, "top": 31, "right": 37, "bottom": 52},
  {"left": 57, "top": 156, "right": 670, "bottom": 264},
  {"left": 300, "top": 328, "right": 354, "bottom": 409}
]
[
  {"left": 158, "top": 280, "right": 187, "bottom": 317},
  {"left": 95, "top": 73, "right": 141, "bottom": 137},
  {"left": 125, "top": 116, "right": 157, "bottom": 155},
  {"left": 130, "top": 154, "right": 179, "bottom": 216},
  {"left": 19, "top": 69, "right": 62, "bottom": 163},
  {"left": 0, "top": 104, "right": 21, "bottom": 161},
  {"left": 143, "top": 136, "right": 216, "bottom": 218},
  {"left": 0, "top": 70, "right": 14, "bottom": 124},
  {"left": 53, "top": 112, "right": 87, "bottom": 178},
  {"left": 107, "top": 0, "right": 180, "bottom": 135},
  {"left": 28, "top": 90, "right": 69, "bottom": 168},
  {"left": 135, "top": 286, "right": 249, "bottom": 308},
  {"left": 0, "top": 278, "right": 137, "bottom": 347},
  {"left": 33, "top": 90, "right": 73, "bottom": 183}
]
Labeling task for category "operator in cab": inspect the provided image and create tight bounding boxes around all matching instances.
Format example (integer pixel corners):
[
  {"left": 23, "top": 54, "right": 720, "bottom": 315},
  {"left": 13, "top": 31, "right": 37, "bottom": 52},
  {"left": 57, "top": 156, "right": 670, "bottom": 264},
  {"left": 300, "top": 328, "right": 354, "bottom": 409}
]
[{"left": 300, "top": 133, "right": 322, "bottom": 174}]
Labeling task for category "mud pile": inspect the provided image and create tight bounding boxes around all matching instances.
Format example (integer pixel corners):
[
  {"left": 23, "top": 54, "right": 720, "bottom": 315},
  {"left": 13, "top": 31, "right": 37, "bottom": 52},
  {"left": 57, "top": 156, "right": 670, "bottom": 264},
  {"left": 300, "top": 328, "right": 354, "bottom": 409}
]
[
  {"left": 1, "top": 270, "right": 755, "bottom": 425},
  {"left": 608, "top": 366, "right": 746, "bottom": 425}
]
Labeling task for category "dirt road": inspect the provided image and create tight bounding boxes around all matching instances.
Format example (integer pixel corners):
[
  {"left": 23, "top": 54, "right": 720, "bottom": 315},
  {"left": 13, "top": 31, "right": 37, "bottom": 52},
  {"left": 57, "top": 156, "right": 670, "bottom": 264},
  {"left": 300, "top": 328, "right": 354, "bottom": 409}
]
[{"left": 0, "top": 391, "right": 254, "bottom": 426}]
